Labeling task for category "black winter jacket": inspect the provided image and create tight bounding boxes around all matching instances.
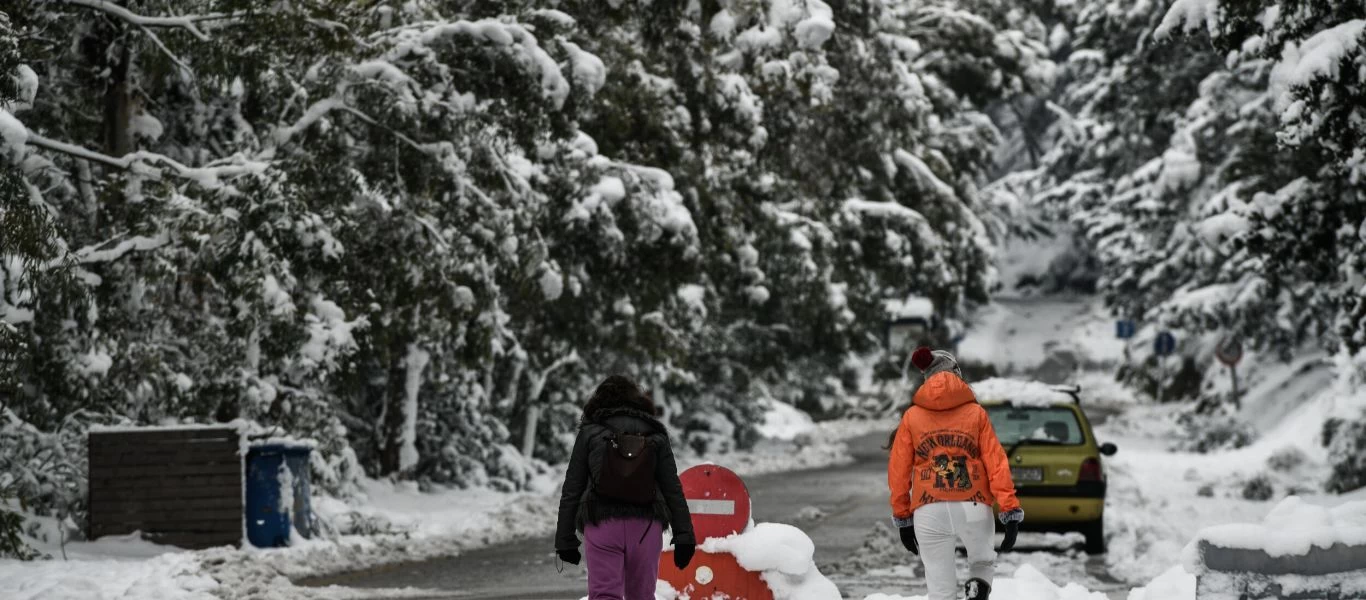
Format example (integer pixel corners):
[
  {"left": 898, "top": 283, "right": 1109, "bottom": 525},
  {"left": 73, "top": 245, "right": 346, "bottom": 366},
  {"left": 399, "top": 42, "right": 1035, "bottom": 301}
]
[{"left": 554, "top": 405, "right": 695, "bottom": 551}]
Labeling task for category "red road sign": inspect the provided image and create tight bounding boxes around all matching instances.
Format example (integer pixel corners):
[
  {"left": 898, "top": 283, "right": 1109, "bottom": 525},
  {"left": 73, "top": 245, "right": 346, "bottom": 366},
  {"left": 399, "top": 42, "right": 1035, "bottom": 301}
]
[
  {"left": 1216, "top": 336, "right": 1243, "bottom": 366},
  {"left": 680, "top": 464, "right": 751, "bottom": 542},
  {"left": 659, "top": 549, "right": 773, "bottom": 600}
]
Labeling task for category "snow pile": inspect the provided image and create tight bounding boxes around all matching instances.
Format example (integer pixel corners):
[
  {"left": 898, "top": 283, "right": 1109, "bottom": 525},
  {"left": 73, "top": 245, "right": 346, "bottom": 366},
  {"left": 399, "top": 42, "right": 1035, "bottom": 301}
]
[
  {"left": 972, "top": 378, "right": 1074, "bottom": 407},
  {"left": 757, "top": 398, "right": 816, "bottom": 441},
  {"left": 1125, "top": 565, "right": 1196, "bottom": 600},
  {"left": 0, "top": 541, "right": 218, "bottom": 600},
  {"left": 700, "top": 523, "right": 841, "bottom": 600},
  {"left": 1194, "top": 495, "right": 1366, "bottom": 557},
  {"left": 863, "top": 564, "right": 1107, "bottom": 600}
]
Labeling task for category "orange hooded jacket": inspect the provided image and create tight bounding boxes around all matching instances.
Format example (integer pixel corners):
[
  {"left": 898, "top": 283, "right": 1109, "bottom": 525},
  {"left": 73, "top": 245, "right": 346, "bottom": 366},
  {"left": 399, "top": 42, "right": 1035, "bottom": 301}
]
[{"left": 888, "top": 371, "right": 1020, "bottom": 520}]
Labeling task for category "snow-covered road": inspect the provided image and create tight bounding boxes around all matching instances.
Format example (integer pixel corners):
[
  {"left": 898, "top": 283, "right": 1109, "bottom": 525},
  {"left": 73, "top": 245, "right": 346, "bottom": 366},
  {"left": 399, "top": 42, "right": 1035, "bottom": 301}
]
[{"left": 302, "top": 420, "right": 1133, "bottom": 600}]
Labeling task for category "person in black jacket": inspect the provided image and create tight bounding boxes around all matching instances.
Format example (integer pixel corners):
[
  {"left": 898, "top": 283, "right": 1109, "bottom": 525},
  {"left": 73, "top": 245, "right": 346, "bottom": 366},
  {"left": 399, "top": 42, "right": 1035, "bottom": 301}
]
[{"left": 555, "top": 375, "right": 695, "bottom": 600}]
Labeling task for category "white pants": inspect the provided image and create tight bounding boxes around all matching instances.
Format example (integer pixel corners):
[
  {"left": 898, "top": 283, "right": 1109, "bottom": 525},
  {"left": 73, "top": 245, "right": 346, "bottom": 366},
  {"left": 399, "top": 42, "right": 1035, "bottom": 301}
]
[{"left": 914, "top": 501, "right": 996, "bottom": 600}]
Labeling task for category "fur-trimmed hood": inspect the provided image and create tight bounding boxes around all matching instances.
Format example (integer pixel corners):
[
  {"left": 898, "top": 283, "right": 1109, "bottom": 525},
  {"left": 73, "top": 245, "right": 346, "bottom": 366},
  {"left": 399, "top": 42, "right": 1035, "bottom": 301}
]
[{"left": 581, "top": 401, "right": 666, "bottom": 433}]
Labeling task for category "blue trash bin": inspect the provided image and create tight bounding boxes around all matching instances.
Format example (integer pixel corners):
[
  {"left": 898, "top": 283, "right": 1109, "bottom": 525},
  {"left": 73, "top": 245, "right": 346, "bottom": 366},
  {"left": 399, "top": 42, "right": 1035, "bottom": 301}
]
[{"left": 245, "top": 444, "right": 314, "bottom": 548}]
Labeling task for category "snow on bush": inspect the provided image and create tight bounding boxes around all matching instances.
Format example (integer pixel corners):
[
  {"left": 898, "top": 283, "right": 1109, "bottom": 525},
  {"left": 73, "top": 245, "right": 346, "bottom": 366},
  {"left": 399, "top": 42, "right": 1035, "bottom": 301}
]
[
  {"left": 1269, "top": 20, "right": 1366, "bottom": 114},
  {"left": 863, "top": 564, "right": 1107, "bottom": 600},
  {"left": 1154, "top": 0, "right": 1222, "bottom": 40},
  {"left": 0, "top": 108, "right": 27, "bottom": 161},
  {"left": 794, "top": 0, "right": 835, "bottom": 49},
  {"left": 700, "top": 522, "right": 841, "bottom": 600},
  {"left": 757, "top": 398, "right": 816, "bottom": 441},
  {"left": 6, "top": 64, "right": 38, "bottom": 112},
  {"left": 1194, "top": 495, "right": 1366, "bottom": 558}
]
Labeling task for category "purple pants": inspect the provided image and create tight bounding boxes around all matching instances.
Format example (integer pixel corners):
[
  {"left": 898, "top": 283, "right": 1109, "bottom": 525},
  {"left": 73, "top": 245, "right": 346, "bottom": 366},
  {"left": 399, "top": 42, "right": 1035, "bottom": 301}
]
[{"left": 584, "top": 517, "right": 664, "bottom": 600}]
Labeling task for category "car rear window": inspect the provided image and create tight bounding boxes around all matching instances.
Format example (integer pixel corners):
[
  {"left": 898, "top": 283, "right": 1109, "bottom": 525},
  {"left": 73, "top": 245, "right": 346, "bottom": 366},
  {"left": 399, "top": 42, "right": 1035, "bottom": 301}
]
[{"left": 985, "top": 406, "right": 1085, "bottom": 445}]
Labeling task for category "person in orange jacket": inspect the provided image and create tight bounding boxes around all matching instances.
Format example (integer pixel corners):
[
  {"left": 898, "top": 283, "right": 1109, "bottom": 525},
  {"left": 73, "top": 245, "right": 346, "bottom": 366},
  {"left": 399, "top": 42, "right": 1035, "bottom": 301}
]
[{"left": 887, "top": 347, "right": 1023, "bottom": 600}]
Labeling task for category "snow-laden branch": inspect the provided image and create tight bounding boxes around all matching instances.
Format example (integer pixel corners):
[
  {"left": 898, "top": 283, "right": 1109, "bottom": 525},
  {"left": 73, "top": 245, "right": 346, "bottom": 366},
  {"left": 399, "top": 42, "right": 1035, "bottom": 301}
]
[
  {"left": 60, "top": 0, "right": 238, "bottom": 41},
  {"left": 137, "top": 23, "right": 193, "bottom": 74},
  {"left": 25, "top": 132, "right": 127, "bottom": 169},
  {"left": 843, "top": 198, "right": 946, "bottom": 249},
  {"left": 534, "top": 350, "right": 581, "bottom": 387},
  {"left": 74, "top": 232, "right": 169, "bottom": 264},
  {"left": 892, "top": 149, "right": 958, "bottom": 201},
  {"left": 26, "top": 132, "right": 266, "bottom": 188}
]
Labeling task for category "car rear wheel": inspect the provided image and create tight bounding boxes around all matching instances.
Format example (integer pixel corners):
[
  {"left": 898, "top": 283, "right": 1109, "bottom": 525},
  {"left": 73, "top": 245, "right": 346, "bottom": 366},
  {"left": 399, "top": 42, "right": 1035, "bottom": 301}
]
[{"left": 1081, "top": 516, "right": 1106, "bottom": 554}]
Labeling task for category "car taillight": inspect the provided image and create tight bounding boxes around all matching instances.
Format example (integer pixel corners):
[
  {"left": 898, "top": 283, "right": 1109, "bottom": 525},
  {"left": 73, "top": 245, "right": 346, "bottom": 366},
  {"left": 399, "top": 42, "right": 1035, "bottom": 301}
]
[{"left": 1079, "top": 458, "right": 1103, "bottom": 482}]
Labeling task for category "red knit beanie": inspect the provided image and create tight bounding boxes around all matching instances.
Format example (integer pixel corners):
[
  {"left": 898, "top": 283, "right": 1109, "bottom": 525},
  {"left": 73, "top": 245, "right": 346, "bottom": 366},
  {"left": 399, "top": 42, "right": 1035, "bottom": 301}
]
[{"left": 910, "top": 346, "right": 934, "bottom": 372}]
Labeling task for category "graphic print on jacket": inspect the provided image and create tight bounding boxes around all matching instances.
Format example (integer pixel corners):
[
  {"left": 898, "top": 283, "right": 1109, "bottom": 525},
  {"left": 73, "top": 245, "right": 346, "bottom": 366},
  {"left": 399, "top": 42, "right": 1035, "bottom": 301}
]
[
  {"left": 888, "top": 370, "right": 1020, "bottom": 520},
  {"left": 917, "top": 429, "right": 987, "bottom": 505}
]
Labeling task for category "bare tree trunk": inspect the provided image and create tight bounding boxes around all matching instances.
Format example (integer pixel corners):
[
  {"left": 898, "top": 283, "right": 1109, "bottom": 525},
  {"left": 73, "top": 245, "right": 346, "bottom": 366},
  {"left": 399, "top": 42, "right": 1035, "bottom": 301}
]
[
  {"left": 103, "top": 38, "right": 133, "bottom": 157},
  {"left": 379, "top": 338, "right": 409, "bottom": 475},
  {"left": 520, "top": 404, "right": 541, "bottom": 458},
  {"left": 498, "top": 355, "right": 524, "bottom": 412},
  {"left": 518, "top": 351, "right": 579, "bottom": 458}
]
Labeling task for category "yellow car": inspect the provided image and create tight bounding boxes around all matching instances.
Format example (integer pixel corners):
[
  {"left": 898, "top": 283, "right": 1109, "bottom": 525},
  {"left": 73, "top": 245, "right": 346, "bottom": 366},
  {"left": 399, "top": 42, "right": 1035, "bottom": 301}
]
[{"left": 973, "top": 378, "right": 1117, "bottom": 554}]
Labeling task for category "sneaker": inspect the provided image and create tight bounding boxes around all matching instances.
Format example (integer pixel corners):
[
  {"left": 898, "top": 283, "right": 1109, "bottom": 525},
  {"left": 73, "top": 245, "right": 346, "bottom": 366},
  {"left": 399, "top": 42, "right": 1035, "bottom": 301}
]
[{"left": 965, "top": 577, "right": 991, "bottom": 600}]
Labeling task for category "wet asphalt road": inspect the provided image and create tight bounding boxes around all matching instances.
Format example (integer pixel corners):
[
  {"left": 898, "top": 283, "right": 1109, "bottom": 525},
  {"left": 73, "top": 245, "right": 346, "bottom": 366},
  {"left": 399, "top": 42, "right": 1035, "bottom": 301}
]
[{"left": 302, "top": 409, "right": 1125, "bottom": 599}]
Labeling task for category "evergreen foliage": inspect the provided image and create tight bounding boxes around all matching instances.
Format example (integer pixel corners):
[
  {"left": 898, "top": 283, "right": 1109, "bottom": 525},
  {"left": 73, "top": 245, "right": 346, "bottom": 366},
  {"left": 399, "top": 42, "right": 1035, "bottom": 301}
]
[{"left": 0, "top": 0, "right": 1050, "bottom": 550}]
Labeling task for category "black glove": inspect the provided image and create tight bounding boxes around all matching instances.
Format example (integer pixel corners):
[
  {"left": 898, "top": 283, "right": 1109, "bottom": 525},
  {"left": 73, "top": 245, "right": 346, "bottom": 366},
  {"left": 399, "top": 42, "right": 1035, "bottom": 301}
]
[
  {"left": 898, "top": 525, "right": 919, "bottom": 554},
  {"left": 673, "top": 542, "right": 695, "bottom": 570},
  {"left": 556, "top": 547, "right": 581, "bottom": 565},
  {"left": 1000, "top": 520, "right": 1019, "bottom": 552},
  {"left": 998, "top": 508, "right": 1024, "bottom": 553}
]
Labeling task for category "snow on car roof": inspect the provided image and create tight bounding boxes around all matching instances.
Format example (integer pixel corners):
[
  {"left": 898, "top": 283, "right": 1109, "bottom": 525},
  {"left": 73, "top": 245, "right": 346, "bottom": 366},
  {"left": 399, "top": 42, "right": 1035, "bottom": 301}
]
[{"left": 971, "top": 377, "right": 1077, "bottom": 407}]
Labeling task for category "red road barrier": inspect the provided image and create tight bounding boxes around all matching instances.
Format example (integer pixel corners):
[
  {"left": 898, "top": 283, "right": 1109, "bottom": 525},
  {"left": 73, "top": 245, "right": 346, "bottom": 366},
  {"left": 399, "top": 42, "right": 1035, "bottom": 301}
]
[
  {"left": 658, "top": 464, "right": 774, "bottom": 599},
  {"left": 659, "top": 549, "right": 774, "bottom": 600}
]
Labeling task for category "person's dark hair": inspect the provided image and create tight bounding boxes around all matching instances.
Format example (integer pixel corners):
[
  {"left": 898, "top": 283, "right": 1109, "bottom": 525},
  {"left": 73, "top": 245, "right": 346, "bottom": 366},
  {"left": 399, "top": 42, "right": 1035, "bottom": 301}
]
[
  {"left": 581, "top": 375, "right": 655, "bottom": 424},
  {"left": 883, "top": 401, "right": 914, "bottom": 451}
]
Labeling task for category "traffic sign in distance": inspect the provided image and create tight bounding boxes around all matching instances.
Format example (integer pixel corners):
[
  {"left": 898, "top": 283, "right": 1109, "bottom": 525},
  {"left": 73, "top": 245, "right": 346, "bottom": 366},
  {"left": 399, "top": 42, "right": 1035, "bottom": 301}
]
[
  {"left": 1216, "top": 336, "right": 1243, "bottom": 366},
  {"left": 1116, "top": 320, "right": 1136, "bottom": 340},
  {"left": 1154, "top": 331, "right": 1177, "bottom": 356},
  {"left": 679, "top": 464, "right": 751, "bottom": 542}
]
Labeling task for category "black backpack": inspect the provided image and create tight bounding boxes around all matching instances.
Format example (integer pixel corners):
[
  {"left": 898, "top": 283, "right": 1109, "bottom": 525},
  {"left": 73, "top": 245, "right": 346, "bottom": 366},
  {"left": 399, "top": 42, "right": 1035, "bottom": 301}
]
[{"left": 594, "top": 427, "right": 657, "bottom": 505}]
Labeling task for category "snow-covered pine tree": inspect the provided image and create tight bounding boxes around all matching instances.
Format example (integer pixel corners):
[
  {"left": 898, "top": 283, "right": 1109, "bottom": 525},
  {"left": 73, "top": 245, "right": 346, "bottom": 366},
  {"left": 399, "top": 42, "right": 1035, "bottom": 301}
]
[
  {"left": 1, "top": 0, "right": 1036, "bottom": 531},
  {"left": 1162, "top": 0, "right": 1366, "bottom": 489}
]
